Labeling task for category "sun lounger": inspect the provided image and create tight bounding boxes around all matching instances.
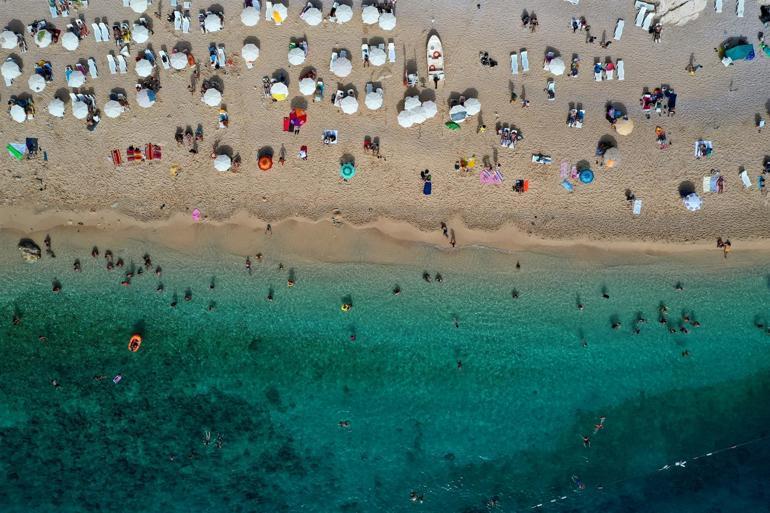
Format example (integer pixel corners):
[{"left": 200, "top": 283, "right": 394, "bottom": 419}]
[
  {"left": 606, "top": 67, "right": 614, "bottom": 80},
  {"left": 740, "top": 170, "right": 751, "bottom": 188},
  {"left": 329, "top": 51, "right": 338, "bottom": 71},
  {"left": 174, "top": 10, "right": 182, "bottom": 30},
  {"left": 333, "top": 90, "right": 344, "bottom": 107},
  {"left": 715, "top": 0, "right": 722, "bottom": 12},
  {"left": 92, "top": 23, "right": 102, "bottom": 42},
  {"left": 117, "top": 55, "right": 128, "bottom": 74},
  {"left": 594, "top": 69, "right": 602, "bottom": 81},
  {"left": 635, "top": 0, "right": 656, "bottom": 9},
  {"left": 182, "top": 16, "right": 191, "bottom": 33},
  {"left": 99, "top": 23, "right": 110, "bottom": 41},
  {"left": 635, "top": 7, "right": 647, "bottom": 26},
  {"left": 632, "top": 199, "right": 642, "bottom": 215},
  {"left": 88, "top": 58, "right": 98, "bottom": 78},
  {"left": 107, "top": 54, "right": 117, "bottom": 74},
  {"left": 266, "top": 1, "right": 273, "bottom": 20},
  {"left": 703, "top": 176, "right": 713, "bottom": 192},
  {"left": 159, "top": 50, "right": 170, "bottom": 69},
  {"left": 642, "top": 12, "right": 654, "bottom": 30},
  {"left": 217, "top": 46, "right": 226, "bottom": 68},
  {"left": 511, "top": 52, "right": 518, "bottom": 75},
  {"left": 314, "top": 79, "right": 324, "bottom": 102},
  {"left": 617, "top": 59, "right": 625, "bottom": 80},
  {"left": 521, "top": 50, "right": 529, "bottom": 72},
  {"left": 388, "top": 42, "right": 396, "bottom": 63},
  {"left": 614, "top": 19, "right": 624, "bottom": 40},
  {"left": 736, "top": 0, "right": 744, "bottom": 17},
  {"left": 361, "top": 43, "right": 369, "bottom": 61}
]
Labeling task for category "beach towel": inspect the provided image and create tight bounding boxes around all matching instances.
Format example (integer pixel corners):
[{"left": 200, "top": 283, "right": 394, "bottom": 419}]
[
  {"left": 511, "top": 52, "right": 518, "bottom": 75},
  {"left": 694, "top": 140, "right": 713, "bottom": 158},
  {"left": 560, "top": 160, "right": 570, "bottom": 179},
  {"left": 423, "top": 181, "right": 432, "bottom": 195},
  {"left": 632, "top": 199, "right": 642, "bottom": 215},
  {"left": 561, "top": 179, "right": 574, "bottom": 192},
  {"left": 614, "top": 19, "right": 624, "bottom": 40},
  {"left": 111, "top": 149, "right": 122, "bottom": 166},
  {"left": 323, "top": 130, "right": 338, "bottom": 144},
  {"left": 6, "top": 143, "right": 26, "bottom": 161},
  {"left": 703, "top": 176, "right": 713, "bottom": 192},
  {"left": 740, "top": 170, "right": 752, "bottom": 188},
  {"left": 617, "top": 59, "right": 625, "bottom": 80},
  {"left": 480, "top": 169, "right": 503, "bottom": 185},
  {"left": 521, "top": 50, "right": 529, "bottom": 72}
]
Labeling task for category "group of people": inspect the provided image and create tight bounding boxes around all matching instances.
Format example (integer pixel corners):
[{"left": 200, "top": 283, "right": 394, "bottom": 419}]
[{"left": 640, "top": 86, "right": 677, "bottom": 118}]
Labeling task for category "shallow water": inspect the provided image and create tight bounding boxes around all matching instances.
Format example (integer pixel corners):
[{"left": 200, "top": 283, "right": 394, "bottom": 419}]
[{"left": 1, "top": 237, "right": 769, "bottom": 513}]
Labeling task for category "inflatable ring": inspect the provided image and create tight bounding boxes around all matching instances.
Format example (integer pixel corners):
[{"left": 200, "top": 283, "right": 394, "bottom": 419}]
[
  {"left": 432, "top": 51, "right": 441, "bottom": 59},
  {"left": 341, "top": 303, "right": 351, "bottom": 312},
  {"left": 258, "top": 155, "right": 273, "bottom": 171},
  {"left": 128, "top": 334, "right": 142, "bottom": 352}
]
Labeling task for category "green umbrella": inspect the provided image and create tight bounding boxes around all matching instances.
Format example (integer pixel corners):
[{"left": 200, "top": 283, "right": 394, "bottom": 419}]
[
  {"left": 445, "top": 121, "right": 461, "bottom": 130},
  {"left": 340, "top": 162, "right": 356, "bottom": 180}
]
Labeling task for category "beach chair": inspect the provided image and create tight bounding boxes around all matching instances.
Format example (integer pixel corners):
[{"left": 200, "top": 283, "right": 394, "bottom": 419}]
[
  {"left": 174, "top": 10, "right": 182, "bottom": 31},
  {"left": 614, "top": 19, "right": 624, "bottom": 40},
  {"left": 740, "top": 170, "right": 751, "bottom": 188},
  {"left": 87, "top": 57, "right": 98, "bottom": 78},
  {"left": 92, "top": 23, "right": 102, "bottom": 42},
  {"left": 117, "top": 54, "right": 128, "bottom": 74},
  {"left": 333, "top": 90, "right": 344, "bottom": 107},
  {"left": 107, "top": 53, "right": 117, "bottom": 74},
  {"left": 159, "top": 50, "right": 170, "bottom": 69},
  {"left": 715, "top": 0, "right": 722, "bottom": 12},
  {"left": 99, "top": 22, "right": 110, "bottom": 41},
  {"left": 266, "top": 1, "right": 273, "bottom": 20},
  {"left": 521, "top": 50, "right": 529, "bottom": 72},
  {"left": 635, "top": 6, "right": 647, "bottom": 26},
  {"left": 329, "top": 51, "right": 338, "bottom": 71},
  {"left": 511, "top": 52, "right": 518, "bottom": 75},
  {"left": 606, "top": 65, "right": 614, "bottom": 80},
  {"left": 642, "top": 12, "right": 654, "bottom": 31},
  {"left": 182, "top": 15, "right": 191, "bottom": 33},
  {"left": 736, "top": 0, "right": 744, "bottom": 17},
  {"left": 388, "top": 42, "right": 396, "bottom": 63},
  {"left": 632, "top": 199, "right": 642, "bottom": 215},
  {"left": 617, "top": 59, "right": 625, "bottom": 80},
  {"left": 594, "top": 67, "right": 603, "bottom": 81}
]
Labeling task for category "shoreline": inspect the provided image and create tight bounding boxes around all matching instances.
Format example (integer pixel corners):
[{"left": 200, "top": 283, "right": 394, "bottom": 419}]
[{"left": 1, "top": 206, "right": 768, "bottom": 267}]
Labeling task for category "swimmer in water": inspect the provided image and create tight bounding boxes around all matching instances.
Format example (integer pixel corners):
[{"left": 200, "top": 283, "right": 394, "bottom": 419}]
[
  {"left": 246, "top": 257, "right": 252, "bottom": 273},
  {"left": 106, "top": 260, "right": 114, "bottom": 271},
  {"left": 267, "top": 290, "right": 274, "bottom": 301},
  {"left": 104, "top": 250, "right": 113, "bottom": 260},
  {"left": 278, "top": 263, "right": 284, "bottom": 271},
  {"left": 612, "top": 321, "right": 621, "bottom": 330},
  {"left": 577, "top": 303, "right": 584, "bottom": 310},
  {"left": 674, "top": 282, "right": 684, "bottom": 291},
  {"left": 143, "top": 254, "right": 152, "bottom": 269},
  {"left": 51, "top": 379, "right": 60, "bottom": 388},
  {"left": 457, "top": 360, "right": 463, "bottom": 370},
  {"left": 680, "top": 326, "right": 689, "bottom": 334},
  {"left": 156, "top": 283, "right": 164, "bottom": 293},
  {"left": 338, "top": 420, "right": 350, "bottom": 428},
  {"left": 669, "top": 326, "right": 677, "bottom": 334},
  {"left": 512, "top": 289, "right": 519, "bottom": 299},
  {"left": 453, "top": 316, "right": 459, "bottom": 328},
  {"left": 349, "top": 334, "right": 356, "bottom": 342},
  {"left": 116, "top": 258, "right": 124, "bottom": 268},
  {"left": 170, "top": 298, "right": 177, "bottom": 308},
  {"left": 255, "top": 253, "right": 262, "bottom": 261},
  {"left": 155, "top": 266, "right": 162, "bottom": 277},
  {"left": 582, "top": 435, "right": 591, "bottom": 448},
  {"left": 602, "top": 291, "right": 610, "bottom": 299},
  {"left": 659, "top": 303, "right": 668, "bottom": 314},
  {"left": 659, "top": 316, "right": 667, "bottom": 325},
  {"left": 435, "top": 273, "right": 443, "bottom": 283},
  {"left": 691, "top": 320, "right": 700, "bottom": 327},
  {"left": 209, "top": 279, "right": 215, "bottom": 290},
  {"left": 287, "top": 279, "right": 295, "bottom": 287},
  {"left": 12, "top": 314, "right": 21, "bottom": 326},
  {"left": 682, "top": 349, "right": 690, "bottom": 357},
  {"left": 393, "top": 285, "right": 401, "bottom": 295},
  {"left": 516, "top": 261, "right": 521, "bottom": 269},
  {"left": 120, "top": 279, "right": 130, "bottom": 287},
  {"left": 52, "top": 282, "right": 61, "bottom": 293},
  {"left": 207, "top": 301, "right": 215, "bottom": 311},
  {"left": 73, "top": 260, "right": 81, "bottom": 272},
  {"left": 581, "top": 339, "right": 588, "bottom": 347},
  {"left": 423, "top": 272, "right": 432, "bottom": 283},
  {"left": 91, "top": 246, "right": 99, "bottom": 258},
  {"left": 184, "top": 290, "right": 192, "bottom": 301}
]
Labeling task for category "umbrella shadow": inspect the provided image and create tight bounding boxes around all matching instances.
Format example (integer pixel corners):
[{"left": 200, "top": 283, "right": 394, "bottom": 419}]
[
  {"left": 299, "top": 65, "right": 316, "bottom": 79},
  {"left": 290, "top": 96, "right": 308, "bottom": 109},
  {"left": 418, "top": 89, "right": 435, "bottom": 102},
  {"left": 258, "top": 146, "right": 273, "bottom": 159},
  {"left": 544, "top": 45, "right": 560, "bottom": 58},
  {"left": 174, "top": 40, "right": 193, "bottom": 53},
  {"left": 207, "top": 74, "right": 224, "bottom": 93},
  {"left": 272, "top": 68, "right": 289, "bottom": 84},
  {"left": 6, "top": 19, "right": 25, "bottom": 34},
  {"left": 576, "top": 159, "right": 591, "bottom": 171},
  {"left": 678, "top": 180, "right": 696, "bottom": 197},
  {"left": 208, "top": 4, "right": 225, "bottom": 14},
  {"left": 54, "top": 87, "right": 70, "bottom": 103},
  {"left": 243, "top": 35, "right": 260, "bottom": 47},
  {"left": 217, "top": 144, "right": 234, "bottom": 158},
  {"left": 599, "top": 134, "right": 617, "bottom": 148},
  {"left": 340, "top": 154, "right": 355, "bottom": 165},
  {"left": 290, "top": 35, "right": 307, "bottom": 46}
]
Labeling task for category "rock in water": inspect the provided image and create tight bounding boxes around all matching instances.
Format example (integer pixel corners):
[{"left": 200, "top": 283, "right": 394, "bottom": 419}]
[{"left": 18, "top": 238, "right": 42, "bottom": 262}]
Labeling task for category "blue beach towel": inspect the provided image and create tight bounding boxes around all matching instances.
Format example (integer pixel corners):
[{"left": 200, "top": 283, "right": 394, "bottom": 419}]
[{"left": 423, "top": 181, "right": 432, "bottom": 195}]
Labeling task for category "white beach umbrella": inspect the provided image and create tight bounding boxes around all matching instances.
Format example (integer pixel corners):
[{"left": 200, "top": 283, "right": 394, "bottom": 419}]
[
  {"left": 421, "top": 100, "right": 438, "bottom": 119},
  {"left": 683, "top": 193, "right": 702, "bottom": 212},
  {"left": 170, "top": 52, "right": 188, "bottom": 70},
  {"left": 288, "top": 47, "right": 306, "bottom": 65},
  {"left": 336, "top": 4, "right": 353, "bottom": 23},
  {"left": 130, "top": 0, "right": 148, "bottom": 13},
  {"left": 2, "top": 59, "right": 21, "bottom": 82},
  {"left": 378, "top": 12, "right": 396, "bottom": 30},
  {"left": 35, "top": 30, "right": 52, "bottom": 48},
  {"left": 10, "top": 104, "right": 26, "bottom": 123},
  {"left": 136, "top": 88, "right": 155, "bottom": 108},
  {"left": 0, "top": 31, "right": 17, "bottom": 50},
  {"left": 362, "top": 5, "right": 380, "bottom": 24},
  {"left": 47, "top": 98, "right": 65, "bottom": 117},
  {"left": 272, "top": 3, "right": 288, "bottom": 23},
  {"left": 397, "top": 109, "right": 415, "bottom": 128},
  {"left": 132, "top": 24, "right": 149, "bottom": 44},
  {"left": 298, "top": 77, "right": 316, "bottom": 95},
  {"left": 204, "top": 14, "right": 222, "bottom": 33},
  {"left": 464, "top": 98, "right": 481, "bottom": 116},
  {"left": 241, "top": 6, "right": 260, "bottom": 26},
  {"left": 135, "top": 58, "right": 153, "bottom": 77},
  {"left": 548, "top": 57, "right": 565, "bottom": 76},
  {"left": 369, "top": 47, "right": 386, "bottom": 66},
  {"left": 67, "top": 70, "right": 86, "bottom": 87},
  {"left": 241, "top": 43, "right": 259, "bottom": 63},
  {"left": 104, "top": 100, "right": 123, "bottom": 118},
  {"left": 411, "top": 106, "right": 427, "bottom": 124},
  {"left": 270, "top": 81, "right": 289, "bottom": 101},
  {"left": 72, "top": 100, "right": 89, "bottom": 119},
  {"left": 28, "top": 73, "right": 46, "bottom": 92},
  {"left": 332, "top": 56, "right": 352, "bottom": 77},
  {"left": 202, "top": 88, "right": 222, "bottom": 106},
  {"left": 214, "top": 154, "right": 231, "bottom": 172},
  {"left": 302, "top": 7, "right": 323, "bottom": 26},
  {"left": 449, "top": 104, "right": 467, "bottom": 122},
  {"left": 364, "top": 91, "right": 383, "bottom": 110},
  {"left": 403, "top": 95, "right": 421, "bottom": 111},
  {"left": 61, "top": 32, "right": 79, "bottom": 51},
  {"left": 340, "top": 95, "right": 359, "bottom": 114}
]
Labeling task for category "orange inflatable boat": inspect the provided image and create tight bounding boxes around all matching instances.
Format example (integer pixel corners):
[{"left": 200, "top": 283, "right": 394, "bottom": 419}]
[{"left": 128, "top": 334, "right": 142, "bottom": 352}]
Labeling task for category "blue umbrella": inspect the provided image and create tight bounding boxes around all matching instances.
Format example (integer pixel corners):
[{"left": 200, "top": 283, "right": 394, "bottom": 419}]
[{"left": 579, "top": 169, "right": 594, "bottom": 184}]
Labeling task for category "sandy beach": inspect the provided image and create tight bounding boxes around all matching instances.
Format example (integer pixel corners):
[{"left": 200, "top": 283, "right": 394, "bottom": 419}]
[{"left": 1, "top": 0, "right": 769, "bottom": 246}]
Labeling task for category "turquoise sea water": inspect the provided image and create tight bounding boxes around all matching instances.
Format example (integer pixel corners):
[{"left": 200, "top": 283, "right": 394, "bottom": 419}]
[{"left": 1, "top": 237, "right": 770, "bottom": 513}]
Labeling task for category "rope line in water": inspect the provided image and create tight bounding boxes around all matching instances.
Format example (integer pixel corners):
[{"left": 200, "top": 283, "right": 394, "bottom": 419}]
[{"left": 528, "top": 434, "right": 770, "bottom": 510}]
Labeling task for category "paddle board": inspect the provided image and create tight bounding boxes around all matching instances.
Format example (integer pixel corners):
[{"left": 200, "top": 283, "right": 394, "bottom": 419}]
[{"left": 427, "top": 34, "right": 445, "bottom": 86}]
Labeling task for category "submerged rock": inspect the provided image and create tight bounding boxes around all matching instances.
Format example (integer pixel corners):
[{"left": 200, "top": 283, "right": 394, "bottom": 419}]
[{"left": 18, "top": 238, "right": 41, "bottom": 262}]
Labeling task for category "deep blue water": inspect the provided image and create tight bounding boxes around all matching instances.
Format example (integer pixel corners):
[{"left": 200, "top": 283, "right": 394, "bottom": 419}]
[{"left": 1, "top": 239, "right": 770, "bottom": 513}]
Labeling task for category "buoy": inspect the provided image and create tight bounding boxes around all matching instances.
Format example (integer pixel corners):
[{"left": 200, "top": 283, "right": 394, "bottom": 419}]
[{"left": 128, "top": 334, "right": 142, "bottom": 352}]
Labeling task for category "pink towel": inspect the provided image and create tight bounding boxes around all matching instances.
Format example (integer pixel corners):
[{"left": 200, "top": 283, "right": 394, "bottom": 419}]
[
  {"left": 480, "top": 170, "right": 503, "bottom": 185},
  {"left": 560, "top": 160, "right": 569, "bottom": 179}
]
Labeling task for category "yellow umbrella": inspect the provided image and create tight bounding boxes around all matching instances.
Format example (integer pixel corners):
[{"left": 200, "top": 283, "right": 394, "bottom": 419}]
[
  {"left": 270, "top": 82, "right": 289, "bottom": 101},
  {"left": 615, "top": 118, "right": 634, "bottom": 136}
]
